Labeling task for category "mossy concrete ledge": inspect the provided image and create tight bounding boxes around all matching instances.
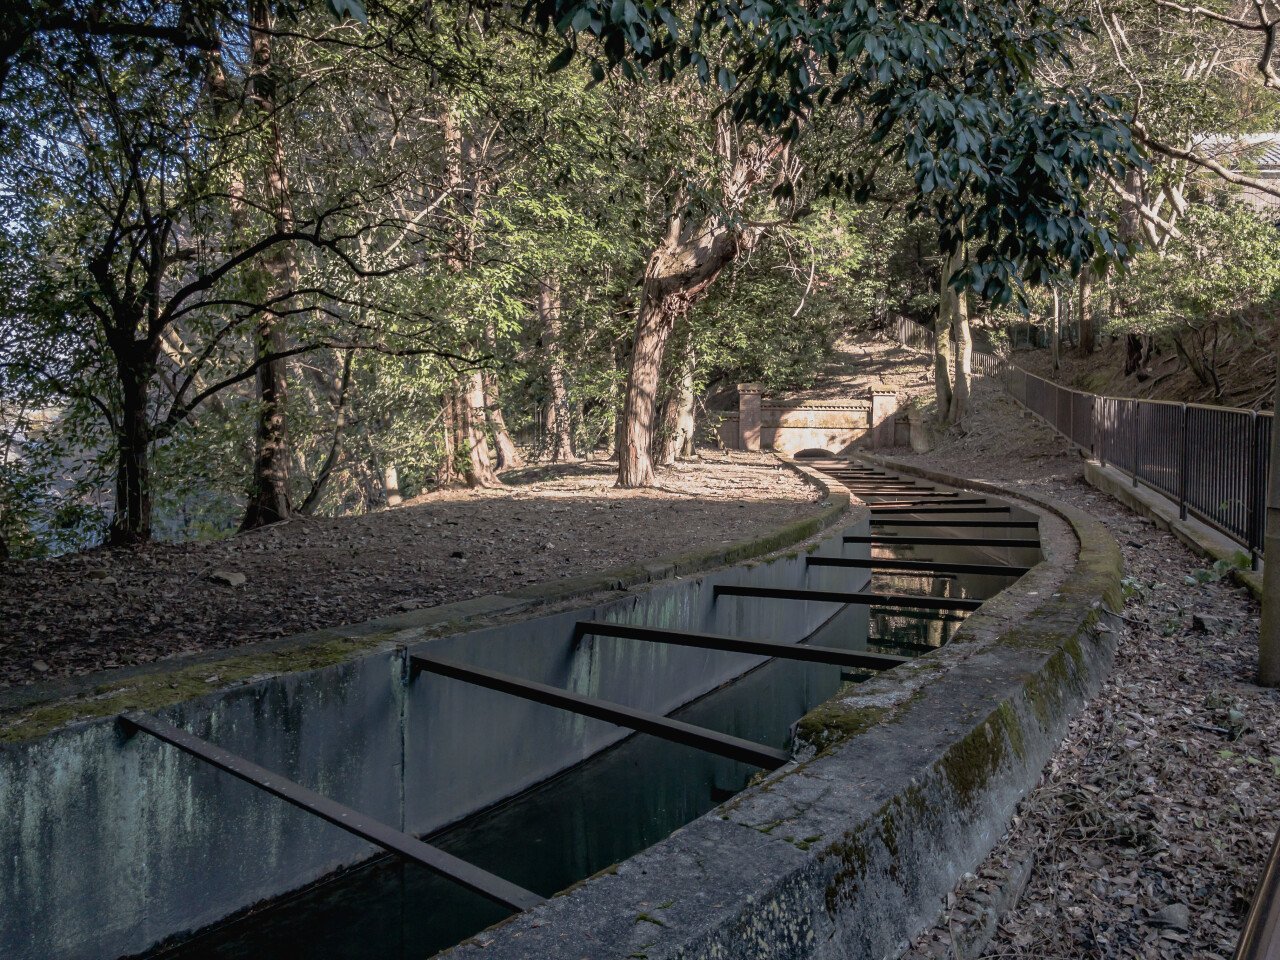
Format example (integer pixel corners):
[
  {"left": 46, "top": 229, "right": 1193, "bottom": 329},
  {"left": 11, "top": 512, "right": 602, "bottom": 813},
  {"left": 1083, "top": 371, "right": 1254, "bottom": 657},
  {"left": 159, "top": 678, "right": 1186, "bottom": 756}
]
[
  {"left": 0, "top": 454, "right": 850, "bottom": 744},
  {"left": 442, "top": 456, "right": 1124, "bottom": 960}
]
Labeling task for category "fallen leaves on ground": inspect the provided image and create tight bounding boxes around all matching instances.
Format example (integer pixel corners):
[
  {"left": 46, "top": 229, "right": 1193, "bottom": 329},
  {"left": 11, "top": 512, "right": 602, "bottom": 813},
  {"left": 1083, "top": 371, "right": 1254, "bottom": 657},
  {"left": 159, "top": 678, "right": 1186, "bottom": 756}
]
[
  {"left": 900, "top": 382, "right": 1276, "bottom": 959},
  {"left": 0, "top": 452, "right": 819, "bottom": 690}
]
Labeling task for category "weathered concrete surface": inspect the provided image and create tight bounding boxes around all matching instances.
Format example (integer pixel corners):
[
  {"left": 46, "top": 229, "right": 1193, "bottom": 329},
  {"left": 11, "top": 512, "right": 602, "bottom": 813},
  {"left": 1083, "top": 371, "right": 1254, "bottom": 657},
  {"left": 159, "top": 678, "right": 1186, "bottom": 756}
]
[
  {"left": 718, "top": 400, "right": 874, "bottom": 456},
  {"left": 440, "top": 457, "right": 1124, "bottom": 960},
  {"left": 1084, "top": 459, "right": 1263, "bottom": 600},
  {"left": 0, "top": 458, "right": 862, "bottom": 960}
]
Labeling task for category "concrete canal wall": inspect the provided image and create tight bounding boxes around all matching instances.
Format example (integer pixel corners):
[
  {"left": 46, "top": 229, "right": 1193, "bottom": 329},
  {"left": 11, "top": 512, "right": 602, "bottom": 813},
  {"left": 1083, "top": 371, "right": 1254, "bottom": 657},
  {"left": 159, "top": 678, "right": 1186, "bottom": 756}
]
[
  {"left": 442, "top": 458, "right": 1125, "bottom": 960},
  {"left": 0, "top": 461, "right": 860, "bottom": 960}
]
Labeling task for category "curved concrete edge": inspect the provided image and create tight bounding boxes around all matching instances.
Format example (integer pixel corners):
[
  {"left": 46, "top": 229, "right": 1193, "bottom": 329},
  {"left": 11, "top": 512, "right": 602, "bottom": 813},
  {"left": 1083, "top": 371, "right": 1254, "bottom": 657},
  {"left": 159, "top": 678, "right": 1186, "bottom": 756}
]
[
  {"left": 441, "top": 458, "right": 1124, "bottom": 960},
  {"left": 0, "top": 457, "right": 853, "bottom": 744},
  {"left": 1083, "top": 459, "right": 1263, "bottom": 602}
]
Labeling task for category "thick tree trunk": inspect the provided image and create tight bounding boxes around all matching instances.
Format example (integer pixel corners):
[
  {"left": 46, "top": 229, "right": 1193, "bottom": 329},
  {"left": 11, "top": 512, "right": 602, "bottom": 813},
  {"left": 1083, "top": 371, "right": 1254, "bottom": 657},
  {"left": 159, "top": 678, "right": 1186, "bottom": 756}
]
[
  {"left": 1124, "top": 333, "right": 1143, "bottom": 376},
  {"left": 241, "top": 311, "right": 292, "bottom": 528},
  {"left": 241, "top": 0, "right": 294, "bottom": 530},
  {"left": 382, "top": 464, "right": 402, "bottom": 506},
  {"left": 934, "top": 249, "right": 957, "bottom": 423},
  {"left": 540, "top": 278, "right": 576, "bottom": 462},
  {"left": 620, "top": 288, "right": 679, "bottom": 487},
  {"left": 948, "top": 276, "right": 972, "bottom": 423},
  {"left": 618, "top": 127, "right": 784, "bottom": 487},
  {"left": 618, "top": 212, "right": 756, "bottom": 486},
  {"left": 1078, "top": 267, "right": 1096, "bottom": 357},
  {"left": 483, "top": 369, "right": 523, "bottom": 471},
  {"left": 463, "top": 372, "right": 501, "bottom": 486},
  {"left": 438, "top": 377, "right": 501, "bottom": 488},
  {"left": 479, "top": 317, "right": 522, "bottom": 470},
  {"left": 108, "top": 349, "right": 156, "bottom": 545}
]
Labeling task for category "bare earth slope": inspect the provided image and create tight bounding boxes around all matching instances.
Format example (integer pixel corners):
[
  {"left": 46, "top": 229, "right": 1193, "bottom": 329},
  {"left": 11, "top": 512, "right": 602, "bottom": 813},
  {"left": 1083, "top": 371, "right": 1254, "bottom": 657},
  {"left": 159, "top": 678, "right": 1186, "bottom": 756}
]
[{"left": 0, "top": 452, "right": 820, "bottom": 690}]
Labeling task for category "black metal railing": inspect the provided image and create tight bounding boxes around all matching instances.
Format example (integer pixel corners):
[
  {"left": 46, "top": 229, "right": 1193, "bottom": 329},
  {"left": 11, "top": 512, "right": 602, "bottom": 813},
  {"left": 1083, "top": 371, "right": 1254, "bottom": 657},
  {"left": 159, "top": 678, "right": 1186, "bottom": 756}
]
[{"left": 894, "top": 317, "right": 1272, "bottom": 564}]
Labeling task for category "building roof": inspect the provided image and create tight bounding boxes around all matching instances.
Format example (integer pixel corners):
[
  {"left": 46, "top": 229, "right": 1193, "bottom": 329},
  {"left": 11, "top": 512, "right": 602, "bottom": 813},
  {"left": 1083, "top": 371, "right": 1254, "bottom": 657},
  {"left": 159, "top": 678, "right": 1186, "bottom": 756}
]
[{"left": 1195, "top": 133, "right": 1280, "bottom": 171}]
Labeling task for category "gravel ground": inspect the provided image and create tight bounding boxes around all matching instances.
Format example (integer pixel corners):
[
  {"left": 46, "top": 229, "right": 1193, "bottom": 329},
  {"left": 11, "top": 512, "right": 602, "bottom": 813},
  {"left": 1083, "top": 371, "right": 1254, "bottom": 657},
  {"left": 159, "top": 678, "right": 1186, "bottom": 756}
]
[
  {"left": 895, "top": 381, "right": 1276, "bottom": 959},
  {"left": 0, "top": 452, "right": 820, "bottom": 691}
]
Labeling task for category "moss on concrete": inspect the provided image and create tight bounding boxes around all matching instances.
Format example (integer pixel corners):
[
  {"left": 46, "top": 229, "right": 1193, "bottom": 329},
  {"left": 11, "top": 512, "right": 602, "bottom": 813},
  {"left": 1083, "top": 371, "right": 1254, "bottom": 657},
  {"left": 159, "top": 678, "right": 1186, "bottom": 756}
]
[
  {"left": 792, "top": 703, "right": 888, "bottom": 754},
  {"left": 0, "top": 631, "right": 392, "bottom": 743}
]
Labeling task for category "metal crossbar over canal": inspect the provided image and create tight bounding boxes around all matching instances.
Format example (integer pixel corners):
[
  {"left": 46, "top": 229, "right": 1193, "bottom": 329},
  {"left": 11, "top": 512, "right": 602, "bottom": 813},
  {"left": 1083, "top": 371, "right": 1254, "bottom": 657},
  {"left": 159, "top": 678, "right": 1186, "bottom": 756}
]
[
  {"left": 119, "top": 713, "right": 544, "bottom": 912},
  {"left": 113, "top": 455, "right": 1043, "bottom": 955}
]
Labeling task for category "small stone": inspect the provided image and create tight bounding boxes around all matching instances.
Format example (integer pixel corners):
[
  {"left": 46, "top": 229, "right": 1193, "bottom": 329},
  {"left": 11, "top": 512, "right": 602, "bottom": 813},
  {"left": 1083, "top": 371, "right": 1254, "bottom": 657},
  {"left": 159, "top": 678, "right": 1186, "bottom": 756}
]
[
  {"left": 450, "top": 550, "right": 465, "bottom": 559},
  {"left": 1192, "top": 613, "right": 1222, "bottom": 633},
  {"left": 1148, "top": 903, "right": 1190, "bottom": 931},
  {"left": 209, "top": 570, "right": 246, "bottom": 587},
  {"left": 32, "top": 660, "right": 49, "bottom": 673}
]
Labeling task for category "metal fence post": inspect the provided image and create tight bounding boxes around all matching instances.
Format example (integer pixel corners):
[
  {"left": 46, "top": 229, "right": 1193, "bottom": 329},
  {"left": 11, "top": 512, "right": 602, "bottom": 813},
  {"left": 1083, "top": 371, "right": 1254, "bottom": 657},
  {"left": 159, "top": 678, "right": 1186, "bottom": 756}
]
[
  {"left": 1179, "top": 403, "right": 1189, "bottom": 522},
  {"left": 1133, "top": 401, "right": 1141, "bottom": 488},
  {"left": 1099, "top": 398, "right": 1107, "bottom": 468}
]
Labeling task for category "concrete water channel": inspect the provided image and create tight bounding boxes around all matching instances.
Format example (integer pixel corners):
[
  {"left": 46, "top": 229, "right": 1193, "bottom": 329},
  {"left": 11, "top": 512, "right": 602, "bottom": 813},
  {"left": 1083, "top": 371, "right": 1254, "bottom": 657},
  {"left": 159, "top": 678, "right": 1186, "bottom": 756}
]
[{"left": 117, "top": 457, "right": 1043, "bottom": 960}]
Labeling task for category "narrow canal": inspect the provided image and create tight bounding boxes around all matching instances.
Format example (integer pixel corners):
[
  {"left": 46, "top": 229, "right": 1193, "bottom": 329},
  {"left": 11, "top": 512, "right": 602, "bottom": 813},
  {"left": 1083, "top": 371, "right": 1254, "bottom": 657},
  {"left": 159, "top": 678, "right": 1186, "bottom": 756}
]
[{"left": 143, "top": 458, "right": 1039, "bottom": 960}]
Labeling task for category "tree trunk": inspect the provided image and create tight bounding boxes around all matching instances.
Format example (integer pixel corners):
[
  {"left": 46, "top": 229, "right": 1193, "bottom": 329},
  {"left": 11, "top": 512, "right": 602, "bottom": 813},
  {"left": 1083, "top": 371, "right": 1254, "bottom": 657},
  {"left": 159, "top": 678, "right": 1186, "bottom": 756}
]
[
  {"left": 483, "top": 369, "right": 523, "bottom": 470},
  {"left": 1051, "top": 287, "right": 1062, "bottom": 372},
  {"left": 618, "top": 126, "right": 784, "bottom": 487},
  {"left": 1124, "top": 333, "right": 1143, "bottom": 376},
  {"left": 619, "top": 288, "right": 679, "bottom": 487},
  {"left": 108, "top": 348, "right": 155, "bottom": 545},
  {"left": 462, "top": 371, "right": 501, "bottom": 487},
  {"left": 241, "top": 0, "right": 294, "bottom": 530},
  {"left": 618, "top": 212, "right": 758, "bottom": 486},
  {"left": 659, "top": 343, "right": 697, "bottom": 466},
  {"left": 382, "top": 464, "right": 403, "bottom": 507},
  {"left": 1078, "top": 267, "right": 1096, "bottom": 357},
  {"left": 948, "top": 275, "right": 972, "bottom": 423},
  {"left": 241, "top": 311, "right": 292, "bottom": 528},
  {"left": 540, "top": 277, "right": 577, "bottom": 462},
  {"left": 439, "top": 388, "right": 461, "bottom": 485},
  {"left": 934, "top": 248, "right": 957, "bottom": 423}
]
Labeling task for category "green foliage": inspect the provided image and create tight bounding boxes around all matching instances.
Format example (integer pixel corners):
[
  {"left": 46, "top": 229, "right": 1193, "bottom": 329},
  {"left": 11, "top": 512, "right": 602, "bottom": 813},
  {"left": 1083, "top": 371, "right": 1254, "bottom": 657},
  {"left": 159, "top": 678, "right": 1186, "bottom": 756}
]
[
  {"left": 526, "top": 0, "right": 1146, "bottom": 300},
  {"left": 1105, "top": 202, "right": 1280, "bottom": 339}
]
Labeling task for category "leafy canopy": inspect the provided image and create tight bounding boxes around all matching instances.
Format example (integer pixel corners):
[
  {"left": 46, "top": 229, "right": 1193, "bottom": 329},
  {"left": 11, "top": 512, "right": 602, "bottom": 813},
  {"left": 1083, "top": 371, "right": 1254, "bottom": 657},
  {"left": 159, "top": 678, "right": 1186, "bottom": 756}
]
[{"left": 517, "top": 0, "right": 1147, "bottom": 302}]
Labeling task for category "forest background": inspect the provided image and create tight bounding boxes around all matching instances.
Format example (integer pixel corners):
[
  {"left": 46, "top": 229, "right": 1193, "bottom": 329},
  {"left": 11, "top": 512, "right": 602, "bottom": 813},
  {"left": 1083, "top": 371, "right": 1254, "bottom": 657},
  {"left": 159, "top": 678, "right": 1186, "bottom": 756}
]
[{"left": 3, "top": 0, "right": 1280, "bottom": 558}]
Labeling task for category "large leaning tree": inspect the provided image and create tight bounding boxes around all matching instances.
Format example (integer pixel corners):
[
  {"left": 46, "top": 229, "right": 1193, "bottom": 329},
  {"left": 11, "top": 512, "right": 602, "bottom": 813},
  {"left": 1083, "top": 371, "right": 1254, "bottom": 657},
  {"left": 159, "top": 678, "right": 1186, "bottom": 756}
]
[{"left": 511, "top": 0, "right": 1146, "bottom": 484}]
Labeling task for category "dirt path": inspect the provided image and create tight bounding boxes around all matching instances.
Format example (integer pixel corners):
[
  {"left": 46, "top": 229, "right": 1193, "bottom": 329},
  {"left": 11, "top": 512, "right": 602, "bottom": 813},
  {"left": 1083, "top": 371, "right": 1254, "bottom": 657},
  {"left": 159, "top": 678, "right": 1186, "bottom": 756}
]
[
  {"left": 895, "top": 383, "right": 1277, "bottom": 959},
  {"left": 0, "top": 452, "right": 821, "bottom": 691}
]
